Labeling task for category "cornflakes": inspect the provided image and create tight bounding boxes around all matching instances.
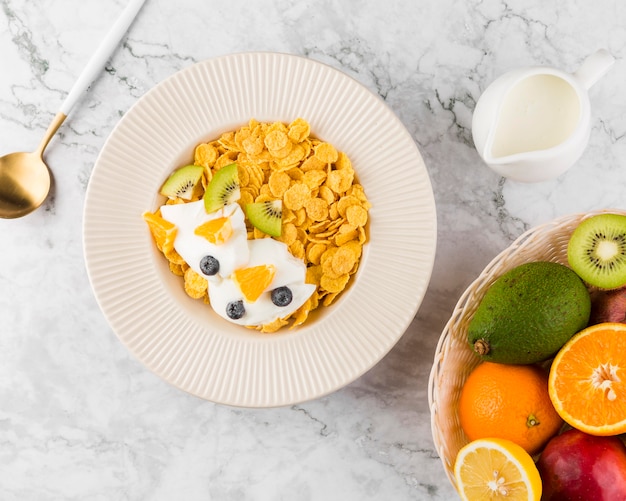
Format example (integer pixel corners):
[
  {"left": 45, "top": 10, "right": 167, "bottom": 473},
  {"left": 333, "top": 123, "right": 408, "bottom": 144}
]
[
  {"left": 265, "top": 129, "right": 290, "bottom": 152},
  {"left": 306, "top": 243, "right": 327, "bottom": 266},
  {"left": 268, "top": 171, "right": 291, "bottom": 198},
  {"left": 303, "top": 170, "right": 327, "bottom": 190},
  {"left": 169, "top": 261, "right": 187, "bottom": 276},
  {"left": 287, "top": 118, "right": 310, "bottom": 143},
  {"left": 164, "top": 247, "right": 186, "bottom": 265},
  {"left": 314, "top": 142, "right": 339, "bottom": 164},
  {"left": 183, "top": 268, "right": 208, "bottom": 299},
  {"left": 320, "top": 273, "right": 350, "bottom": 294},
  {"left": 327, "top": 169, "right": 354, "bottom": 194},
  {"left": 346, "top": 205, "right": 368, "bottom": 227},
  {"left": 278, "top": 222, "right": 298, "bottom": 246},
  {"left": 331, "top": 247, "right": 357, "bottom": 276},
  {"left": 194, "top": 143, "right": 218, "bottom": 168},
  {"left": 303, "top": 198, "right": 329, "bottom": 222},
  {"left": 283, "top": 183, "right": 311, "bottom": 211},
  {"left": 145, "top": 118, "right": 371, "bottom": 332}
]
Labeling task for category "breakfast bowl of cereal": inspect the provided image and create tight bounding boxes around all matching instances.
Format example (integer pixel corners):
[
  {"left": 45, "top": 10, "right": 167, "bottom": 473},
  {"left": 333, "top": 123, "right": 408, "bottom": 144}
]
[{"left": 83, "top": 52, "right": 436, "bottom": 407}]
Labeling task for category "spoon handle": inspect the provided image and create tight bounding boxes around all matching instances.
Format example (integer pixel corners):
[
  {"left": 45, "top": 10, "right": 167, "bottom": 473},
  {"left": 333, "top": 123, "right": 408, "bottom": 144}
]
[{"left": 59, "top": 0, "right": 147, "bottom": 116}]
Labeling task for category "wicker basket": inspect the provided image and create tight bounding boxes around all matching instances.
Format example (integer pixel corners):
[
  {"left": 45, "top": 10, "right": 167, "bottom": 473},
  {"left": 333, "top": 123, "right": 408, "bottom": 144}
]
[{"left": 428, "top": 209, "right": 626, "bottom": 489}]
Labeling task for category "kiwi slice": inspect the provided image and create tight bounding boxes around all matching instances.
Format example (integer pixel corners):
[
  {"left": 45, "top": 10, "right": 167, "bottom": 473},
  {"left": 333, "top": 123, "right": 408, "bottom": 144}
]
[
  {"left": 568, "top": 213, "right": 626, "bottom": 289},
  {"left": 245, "top": 200, "right": 282, "bottom": 237},
  {"left": 160, "top": 164, "right": 204, "bottom": 200},
  {"left": 203, "top": 163, "right": 240, "bottom": 213}
]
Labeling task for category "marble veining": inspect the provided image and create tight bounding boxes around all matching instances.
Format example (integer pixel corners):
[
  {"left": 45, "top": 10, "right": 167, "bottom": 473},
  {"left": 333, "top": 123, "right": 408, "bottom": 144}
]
[{"left": 2, "top": 0, "right": 626, "bottom": 499}]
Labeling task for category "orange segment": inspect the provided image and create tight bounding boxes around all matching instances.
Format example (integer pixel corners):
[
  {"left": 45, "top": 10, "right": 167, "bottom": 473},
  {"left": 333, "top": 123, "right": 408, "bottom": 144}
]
[
  {"left": 142, "top": 210, "right": 177, "bottom": 254},
  {"left": 194, "top": 216, "right": 233, "bottom": 244},
  {"left": 548, "top": 322, "right": 626, "bottom": 435},
  {"left": 233, "top": 264, "right": 276, "bottom": 302},
  {"left": 454, "top": 438, "right": 542, "bottom": 501}
]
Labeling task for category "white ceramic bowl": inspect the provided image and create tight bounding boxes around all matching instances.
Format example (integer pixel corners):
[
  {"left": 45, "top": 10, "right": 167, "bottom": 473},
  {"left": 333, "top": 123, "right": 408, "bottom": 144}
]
[{"left": 84, "top": 52, "right": 437, "bottom": 408}]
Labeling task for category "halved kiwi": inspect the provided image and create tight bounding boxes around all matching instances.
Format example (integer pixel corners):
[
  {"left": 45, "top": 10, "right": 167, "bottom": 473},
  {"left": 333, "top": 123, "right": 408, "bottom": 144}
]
[
  {"left": 203, "top": 163, "right": 240, "bottom": 213},
  {"left": 245, "top": 200, "right": 282, "bottom": 237},
  {"left": 568, "top": 213, "right": 626, "bottom": 289},
  {"left": 160, "top": 164, "right": 204, "bottom": 200}
]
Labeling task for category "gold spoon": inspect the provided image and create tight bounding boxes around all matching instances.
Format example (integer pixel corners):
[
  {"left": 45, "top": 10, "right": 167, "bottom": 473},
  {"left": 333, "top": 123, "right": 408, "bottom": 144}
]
[{"left": 0, "top": 0, "right": 146, "bottom": 219}]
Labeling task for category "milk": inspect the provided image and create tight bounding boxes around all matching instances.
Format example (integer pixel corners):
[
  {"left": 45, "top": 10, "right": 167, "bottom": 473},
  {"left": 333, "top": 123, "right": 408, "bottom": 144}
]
[
  {"left": 471, "top": 49, "right": 614, "bottom": 183},
  {"left": 490, "top": 75, "right": 580, "bottom": 158}
]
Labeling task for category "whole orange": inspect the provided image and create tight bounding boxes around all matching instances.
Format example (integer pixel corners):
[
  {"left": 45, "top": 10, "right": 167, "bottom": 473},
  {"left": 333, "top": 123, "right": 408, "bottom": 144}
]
[{"left": 459, "top": 362, "right": 563, "bottom": 456}]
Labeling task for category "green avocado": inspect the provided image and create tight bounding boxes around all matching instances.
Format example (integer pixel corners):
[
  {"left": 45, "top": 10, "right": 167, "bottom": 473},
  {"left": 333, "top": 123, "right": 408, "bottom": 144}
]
[{"left": 467, "top": 261, "right": 591, "bottom": 364}]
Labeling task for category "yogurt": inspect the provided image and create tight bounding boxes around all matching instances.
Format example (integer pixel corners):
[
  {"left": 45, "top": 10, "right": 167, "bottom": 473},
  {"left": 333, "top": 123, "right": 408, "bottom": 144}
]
[
  {"left": 208, "top": 238, "right": 316, "bottom": 326},
  {"left": 160, "top": 200, "right": 249, "bottom": 280},
  {"left": 160, "top": 200, "right": 315, "bottom": 327}
]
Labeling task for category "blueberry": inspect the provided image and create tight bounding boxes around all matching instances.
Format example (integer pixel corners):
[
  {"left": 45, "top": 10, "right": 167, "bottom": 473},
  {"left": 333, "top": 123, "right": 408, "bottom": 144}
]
[
  {"left": 271, "top": 286, "right": 293, "bottom": 307},
  {"left": 226, "top": 300, "right": 245, "bottom": 320},
  {"left": 199, "top": 255, "right": 219, "bottom": 276}
]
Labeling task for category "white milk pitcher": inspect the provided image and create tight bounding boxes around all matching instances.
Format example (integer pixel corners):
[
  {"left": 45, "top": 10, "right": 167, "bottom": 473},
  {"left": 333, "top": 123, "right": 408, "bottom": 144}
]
[{"left": 472, "top": 49, "right": 615, "bottom": 183}]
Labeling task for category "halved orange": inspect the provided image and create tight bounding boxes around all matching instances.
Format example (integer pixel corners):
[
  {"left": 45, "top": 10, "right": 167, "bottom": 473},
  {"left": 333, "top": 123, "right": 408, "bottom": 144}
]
[
  {"left": 454, "top": 438, "right": 542, "bottom": 501},
  {"left": 548, "top": 322, "right": 626, "bottom": 436},
  {"left": 194, "top": 216, "right": 233, "bottom": 244},
  {"left": 233, "top": 264, "right": 276, "bottom": 302},
  {"left": 142, "top": 210, "right": 177, "bottom": 254}
]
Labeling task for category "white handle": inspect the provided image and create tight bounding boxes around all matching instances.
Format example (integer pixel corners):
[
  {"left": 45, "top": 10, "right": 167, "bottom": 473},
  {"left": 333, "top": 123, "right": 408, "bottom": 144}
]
[
  {"left": 574, "top": 49, "right": 615, "bottom": 90},
  {"left": 59, "top": 0, "right": 147, "bottom": 115}
]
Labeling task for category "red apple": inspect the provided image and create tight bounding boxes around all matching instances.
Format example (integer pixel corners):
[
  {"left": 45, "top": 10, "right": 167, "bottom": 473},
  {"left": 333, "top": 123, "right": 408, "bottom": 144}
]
[
  {"left": 537, "top": 428, "right": 626, "bottom": 500},
  {"left": 589, "top": 287, "right": 626, "bottom": 324}
]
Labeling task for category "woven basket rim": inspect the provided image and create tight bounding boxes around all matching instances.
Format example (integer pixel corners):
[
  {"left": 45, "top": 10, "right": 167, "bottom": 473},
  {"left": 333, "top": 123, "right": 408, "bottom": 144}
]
[{"left": 428, "top": 208, "right": 626, "bottom": 489}]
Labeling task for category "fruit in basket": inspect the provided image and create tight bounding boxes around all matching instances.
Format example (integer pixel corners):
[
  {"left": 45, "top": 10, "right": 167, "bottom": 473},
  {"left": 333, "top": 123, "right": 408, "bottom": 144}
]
[
  {"left": 537, "top": 428, "right": 626, "bottom": 500},
  {"left": 454, "top": 437, "right": 542, "bottom": 501},
  {"left": 548, "top": 322, "right": 626, "bottom": 435},
  {"left": 468, "top": 261, "right": 591, "bottom": 365},
  {"left": 589, "top": 286, "right": 626, "bottom": 324},
  {"left": 459, "top": 362, "right": 563, "bottom": 455},
  {"left": 567, "top": 213, "right": 626, "bottom": 289}
]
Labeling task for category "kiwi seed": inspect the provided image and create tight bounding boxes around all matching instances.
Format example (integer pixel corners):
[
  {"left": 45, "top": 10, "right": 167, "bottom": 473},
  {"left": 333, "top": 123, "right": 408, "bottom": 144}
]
[
  {"left": 203, "top": 163, "right": 240, "bottom": 213},
  {"left": 567, "top": 213, "right": 626, "bottom": 289},
  {"left": 159, "top": 164, "right": 204, "bottom": 200},
  {"left": 245, "top": 200, "right": 283, "bottom": 237}
]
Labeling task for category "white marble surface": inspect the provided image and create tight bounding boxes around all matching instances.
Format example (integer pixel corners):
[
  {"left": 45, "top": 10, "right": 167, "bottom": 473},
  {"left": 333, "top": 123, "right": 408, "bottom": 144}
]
[{"left": 2, "top": 0, "right": 626, "bottom": 499}]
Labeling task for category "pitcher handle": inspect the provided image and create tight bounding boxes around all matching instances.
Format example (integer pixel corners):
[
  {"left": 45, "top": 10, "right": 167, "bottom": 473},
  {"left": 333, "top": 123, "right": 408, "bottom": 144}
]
[{"left": 574, "top": 49, "right": 615, "bottom": 90}]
